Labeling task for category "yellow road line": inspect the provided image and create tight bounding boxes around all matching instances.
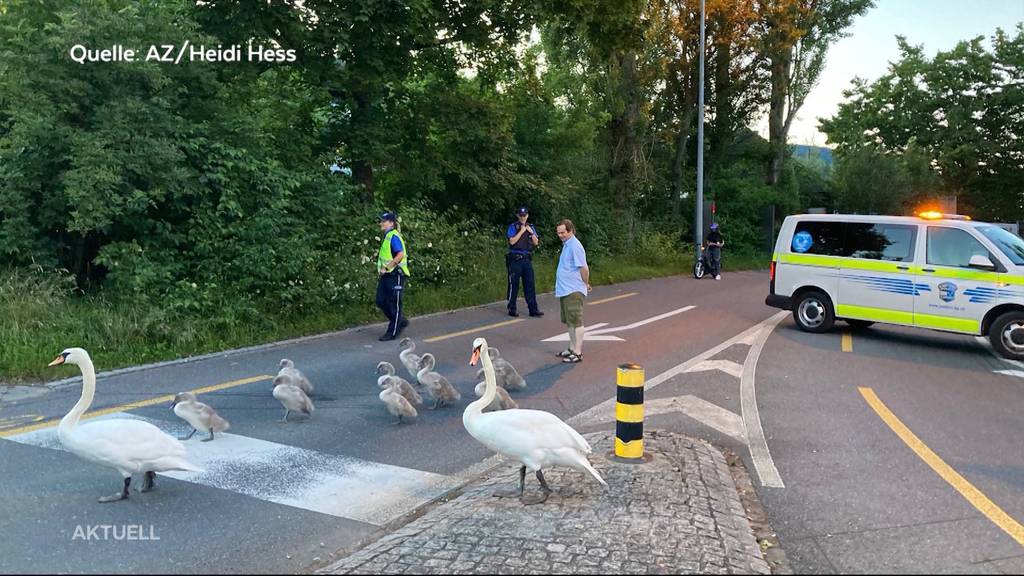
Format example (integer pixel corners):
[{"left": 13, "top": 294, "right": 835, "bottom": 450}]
[
  {"left": 842, "top": 331, "right": 853, "bottom": 352},
  {"left": 424, "top": 318, "right": 525, "bottom": 343},
  {"left": 589, "top": 292, "right": 638, "bottom": 306},
  {"left": 0, "top": 375, "right": 273, "bottom": 438},
  {"left": 859, "top": 387, "right": 1024, "bottom": 547}
]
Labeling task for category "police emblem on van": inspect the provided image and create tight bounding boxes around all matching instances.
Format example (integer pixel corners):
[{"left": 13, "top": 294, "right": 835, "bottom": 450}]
[{"left": 937, "top": 282, "right": 957, "bottom": 303}]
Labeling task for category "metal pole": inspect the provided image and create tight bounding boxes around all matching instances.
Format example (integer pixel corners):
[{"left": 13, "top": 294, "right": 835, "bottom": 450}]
[{"left": 695, "top": 0, "right": 706, "bottom": 260}]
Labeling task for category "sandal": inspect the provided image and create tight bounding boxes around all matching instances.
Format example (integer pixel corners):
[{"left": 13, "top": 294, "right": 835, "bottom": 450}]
[
  {"left": 555, "top": 349, "right": 574, "bottom": 358},
  {"left": 562, "top": 352, "right": 583, "bottom": 363}
]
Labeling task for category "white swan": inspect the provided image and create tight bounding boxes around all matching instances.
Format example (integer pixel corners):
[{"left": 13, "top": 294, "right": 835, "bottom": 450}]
[
  {"left": 464, "top": 338, "right": 606, "bottom": 505},
  {"left": 48, "top": 348, "right": 202, "bottom": 503}
]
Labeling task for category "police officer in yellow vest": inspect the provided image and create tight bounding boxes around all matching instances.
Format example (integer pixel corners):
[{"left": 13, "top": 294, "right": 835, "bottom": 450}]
[{"left": 376, "top": 212, "right": 410, "bottom": 341}]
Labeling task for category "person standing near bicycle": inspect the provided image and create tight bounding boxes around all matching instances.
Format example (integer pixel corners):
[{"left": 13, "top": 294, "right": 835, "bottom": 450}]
[{"left": 706, "top": 222, "right": 724, "bottom": 280}]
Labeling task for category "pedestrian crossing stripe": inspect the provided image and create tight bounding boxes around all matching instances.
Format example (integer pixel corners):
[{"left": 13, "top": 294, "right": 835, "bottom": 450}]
[{"left": 3, "top": 413, "right": 461, "bottom": 527}]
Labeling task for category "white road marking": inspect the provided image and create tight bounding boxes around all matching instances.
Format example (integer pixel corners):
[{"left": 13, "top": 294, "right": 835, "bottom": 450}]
[
  {"left": 995, "top": 369, "right": 1024, "bottom": 379},
  {"left": 569, "top": 311, "right": 788, "bottom": 431},
  {"left": 542, "top": 306, "right": 696, "bottom": 343},
  {"left": 543, "top": 323, "right": 623, "bottom": 342},
  {"left": 684, "top": 359, "right": 745, "bottom": 379},
  {"left": 740, "top": 316, "right": 788, "bottom": 488},
  {"left": 5, "top": 413, "right": 460, "bottom": 526},
  {"left": 580, "top": 395, "right": 746, "bottom": 444}
]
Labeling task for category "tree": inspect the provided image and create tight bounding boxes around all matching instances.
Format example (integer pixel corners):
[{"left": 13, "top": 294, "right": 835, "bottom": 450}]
[
  {"left": 196, "top": 0, "right": 540, "bottom": 203},
  {"left": 761, "top": 0, "right": 873, "bottom": 185},
  {"left": 821, "top": 26, "right": 1024, "bottom": 221}
]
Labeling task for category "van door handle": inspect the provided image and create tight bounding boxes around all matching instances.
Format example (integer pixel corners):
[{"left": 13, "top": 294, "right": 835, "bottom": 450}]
[
  {"left": 922, "top": 268, "right": 936, "bottom": 273},
  {"left": 896, "top": 265, "right": 910, "bottom": 270}
]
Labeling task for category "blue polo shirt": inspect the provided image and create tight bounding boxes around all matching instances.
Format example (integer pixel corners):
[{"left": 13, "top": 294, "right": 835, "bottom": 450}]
[{"left": 555, "top": 235, "right": 588, "bottom": 298}]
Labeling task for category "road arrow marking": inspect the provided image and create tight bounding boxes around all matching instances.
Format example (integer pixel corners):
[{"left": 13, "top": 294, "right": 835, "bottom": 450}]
[
  {"left": 684, "top": 359, "right": 744, "bottom": 379},
  {"left": 581, "top": 394, "right": 746, "bottom": 444},
  {"left": 541, "top": 306, "right": 695, "bottom": 343}
]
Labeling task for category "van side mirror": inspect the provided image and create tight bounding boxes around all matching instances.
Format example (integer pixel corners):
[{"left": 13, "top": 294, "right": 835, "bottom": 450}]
[{"left": 969, "top": 254, "right": 996, "bottom": 270}]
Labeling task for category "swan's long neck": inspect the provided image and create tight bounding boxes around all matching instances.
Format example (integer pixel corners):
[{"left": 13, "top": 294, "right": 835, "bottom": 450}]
[
  {"left": 465, "top": 345, "right": 497, "bottom": 422},
  {"left": 59, "top": 357, "right": 96, "bottom": 438}
]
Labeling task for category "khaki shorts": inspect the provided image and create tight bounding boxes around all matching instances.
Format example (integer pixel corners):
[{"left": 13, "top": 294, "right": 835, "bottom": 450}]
[{"left": 559, "top": 292, "right": 585, "bottom": 327}]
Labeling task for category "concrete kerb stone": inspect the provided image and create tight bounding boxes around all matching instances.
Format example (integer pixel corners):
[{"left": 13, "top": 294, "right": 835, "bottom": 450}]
[{"left": 319, "top": 430, "right": 775, "bottom": 575}]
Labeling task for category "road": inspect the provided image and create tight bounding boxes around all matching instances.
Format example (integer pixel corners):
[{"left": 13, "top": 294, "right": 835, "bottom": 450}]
[{"left": 1, "top": 270, "right": 1023, "bottom": 573}]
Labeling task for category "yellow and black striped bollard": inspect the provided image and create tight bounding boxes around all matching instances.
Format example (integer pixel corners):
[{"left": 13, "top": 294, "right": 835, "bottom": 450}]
[{"left": 614, "top": 363, "right": 645, "bottom": 460}]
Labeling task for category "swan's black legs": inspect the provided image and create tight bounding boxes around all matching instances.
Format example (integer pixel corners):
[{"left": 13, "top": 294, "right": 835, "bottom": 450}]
[
  {"left": 202, "top": 429, "right": 215, "bottom": 442},
  {"left": 179, "top": 428, "right": 197, "bottom": 441},
  {"left": 99, "top": 477, "right": 131, "bottom": 503},
  {"left": 280, "top": 409, "right": 291, "bottom": 423},
  {"left": 494, "top": 466, "right": 526, "bottom": 498},
  {"left": 521, "top": 470, "right": 552, "bottom": 506},
  {"left": 139, "top": 471, "right": 156, "bottom": 492}
]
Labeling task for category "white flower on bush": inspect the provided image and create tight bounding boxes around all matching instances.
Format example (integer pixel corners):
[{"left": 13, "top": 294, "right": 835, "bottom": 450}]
[
  {"left": 363, "top": 239, "right": 369, "bottom": 245},
  {"left": 344, "top": 282, "right": 351, "bottom": 290},
  {"left": 427, "top": 242, "right": 433, "bottom": 248},
  {"left": 190, "top": 282, "right": 197, "bottom": 289},
  {"left": 361, "top": 255, "right": 371, "bottom": 264},
  {"left": 463, "top": 231, "right": 468, "bottom": 236}
]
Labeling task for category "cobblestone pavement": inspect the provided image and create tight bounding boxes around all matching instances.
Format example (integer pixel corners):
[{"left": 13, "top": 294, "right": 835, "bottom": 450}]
[{"left": 320, "top": 430, "right": 772, "bottom": 575}]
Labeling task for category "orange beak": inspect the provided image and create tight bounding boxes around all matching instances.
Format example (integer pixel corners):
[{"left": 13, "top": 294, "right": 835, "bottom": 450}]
[
  {"left": 470, "top": 348, "right": 481, "bottom": 366},
  {"left": 48, "top": 355, "right": 65, "bottom": 367}
]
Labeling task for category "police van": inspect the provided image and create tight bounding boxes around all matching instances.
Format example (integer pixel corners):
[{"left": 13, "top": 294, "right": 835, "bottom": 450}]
[{"left": 765, "top": 212, "right": 1024, "bottom": 360}]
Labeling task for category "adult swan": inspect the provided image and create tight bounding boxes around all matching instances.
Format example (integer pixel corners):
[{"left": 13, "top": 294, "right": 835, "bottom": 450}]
[
  {"left": 465, "top": 338, "right": 606, "bottom": 504},
  {"left": 49, "top": 348, "right": 203, "bottom": 502}
]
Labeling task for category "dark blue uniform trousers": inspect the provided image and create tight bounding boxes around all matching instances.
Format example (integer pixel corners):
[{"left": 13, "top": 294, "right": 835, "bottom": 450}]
[
  {"left": 506, "top": 254, "right": 539, "bottom": 315},
  {"left": 376, "top": 271, "right": 407, "bottom": 337}
]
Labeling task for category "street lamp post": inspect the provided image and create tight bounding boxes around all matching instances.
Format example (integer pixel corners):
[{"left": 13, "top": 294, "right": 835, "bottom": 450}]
[{"left": 695, "top": 0, "right": 706, "bottom": 261}]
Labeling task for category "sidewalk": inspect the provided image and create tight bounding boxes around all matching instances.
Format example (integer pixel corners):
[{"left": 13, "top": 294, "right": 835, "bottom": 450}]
[{"left": 320, "top": 430, "right": 774, "bottom": 575}]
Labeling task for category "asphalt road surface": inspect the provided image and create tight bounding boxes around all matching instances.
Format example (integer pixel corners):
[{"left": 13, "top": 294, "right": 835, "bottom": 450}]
[{"left": 2, "top": 269, "right": 1022, "bottom": 574}]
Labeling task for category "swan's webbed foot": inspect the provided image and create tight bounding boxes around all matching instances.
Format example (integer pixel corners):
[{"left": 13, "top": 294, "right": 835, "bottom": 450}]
[
  {"left": 100, "top": 477, "right": 131, "bottom": 503},
  {"left": 139, "top": 471, "right": 156, "bottom": 493},
  {"left": 201, "top": 430, "right": 215, "bottom": 442}
]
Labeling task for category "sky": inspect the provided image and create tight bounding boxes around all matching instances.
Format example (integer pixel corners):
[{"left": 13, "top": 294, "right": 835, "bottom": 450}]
[{"left": 762, "top": 0, "right": 1024, "bottom": 147}]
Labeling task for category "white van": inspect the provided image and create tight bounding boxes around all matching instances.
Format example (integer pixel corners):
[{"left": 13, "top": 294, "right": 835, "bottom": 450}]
[{"left": 766, "top": 213, "right": 1024, "bottom": 360}]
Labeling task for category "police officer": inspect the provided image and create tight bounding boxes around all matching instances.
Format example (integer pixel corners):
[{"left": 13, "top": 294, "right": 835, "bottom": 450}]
[
  {"left": 506, "top": 206, "right": 543, "bottom": 318},
  {"left": 376, "top": 212, "right": 410, "bottom": 341}
]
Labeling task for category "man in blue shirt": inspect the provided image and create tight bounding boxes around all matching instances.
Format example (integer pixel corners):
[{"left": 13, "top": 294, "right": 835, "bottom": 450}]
[
  {"left": 554, "top": 219, "right": 591, "bottom": 363},
  {"left": 375, "top": 212, "right": 410, "bottom": 341},
  {"left": 506, "top": 206, "right": 543, "bottom": 318}
]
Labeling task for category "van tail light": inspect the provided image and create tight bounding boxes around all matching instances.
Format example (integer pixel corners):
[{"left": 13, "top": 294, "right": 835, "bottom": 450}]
[
  {"left": 770, "top": 260, "right": 776, "bottom": 282},
  {"left": 769, "top": 260, "right": 777, "bottom": 294}
]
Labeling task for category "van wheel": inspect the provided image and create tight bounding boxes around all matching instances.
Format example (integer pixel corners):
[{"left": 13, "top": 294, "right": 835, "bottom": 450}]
[
  {"left": 793, "top": 291, "right": 835, "bottom": 333},
  {"left": 846, "top": 319, "right": 875, "bottom": 330},
  {"left": 990, "top": 311, "right": 1024, "bottom": 361}
]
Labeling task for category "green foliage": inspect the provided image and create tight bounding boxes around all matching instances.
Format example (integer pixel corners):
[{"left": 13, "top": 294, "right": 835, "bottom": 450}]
[{"left": 821, "top": 26, "right": 1024, "bottom": 221}]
